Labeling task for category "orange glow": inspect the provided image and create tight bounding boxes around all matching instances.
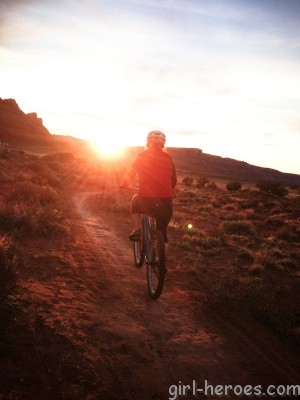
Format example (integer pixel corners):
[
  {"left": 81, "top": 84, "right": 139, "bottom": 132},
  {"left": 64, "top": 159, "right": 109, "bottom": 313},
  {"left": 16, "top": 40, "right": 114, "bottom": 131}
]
[{"left": 90, "top": 139, "right": 125, "bottom": 159}]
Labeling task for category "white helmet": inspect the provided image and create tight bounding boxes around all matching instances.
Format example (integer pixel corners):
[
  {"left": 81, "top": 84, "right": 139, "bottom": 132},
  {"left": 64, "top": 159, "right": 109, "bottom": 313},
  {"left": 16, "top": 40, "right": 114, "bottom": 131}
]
[{"left": 147, "top": 130, "right": 166, "bottom": 148}]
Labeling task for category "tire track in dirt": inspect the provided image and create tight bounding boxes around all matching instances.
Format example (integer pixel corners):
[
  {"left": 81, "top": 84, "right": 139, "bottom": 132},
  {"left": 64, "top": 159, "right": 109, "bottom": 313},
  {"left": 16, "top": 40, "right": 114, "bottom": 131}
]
[{"left": 71, "top": 192, "right": 300, "bottom": 400}]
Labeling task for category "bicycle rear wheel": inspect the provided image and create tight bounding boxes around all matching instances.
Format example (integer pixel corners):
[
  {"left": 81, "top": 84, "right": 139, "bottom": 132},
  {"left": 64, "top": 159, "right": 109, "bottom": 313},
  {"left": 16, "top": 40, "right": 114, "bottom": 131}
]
[
  {"left": 133, "top": 239, "right": 145, "bottom": 267},
  {"left": 147, "top": 229, "right": 166, "bottom": 299}
]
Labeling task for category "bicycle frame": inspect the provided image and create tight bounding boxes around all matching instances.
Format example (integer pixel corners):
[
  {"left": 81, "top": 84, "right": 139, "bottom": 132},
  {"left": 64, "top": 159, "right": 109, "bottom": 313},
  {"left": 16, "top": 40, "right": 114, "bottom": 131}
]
[
  {"left": 130, "top": 190, "right": 166, "bottom": 299},
  {"left": 142, "top": 214, "right": 155, "bottom": 264}
]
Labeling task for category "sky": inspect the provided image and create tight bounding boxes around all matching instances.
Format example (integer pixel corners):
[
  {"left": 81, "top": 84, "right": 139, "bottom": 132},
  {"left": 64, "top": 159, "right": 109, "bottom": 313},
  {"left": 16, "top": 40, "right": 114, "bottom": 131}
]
[{"left": 1, "top": 0, "right": 300, "bottom": 174}]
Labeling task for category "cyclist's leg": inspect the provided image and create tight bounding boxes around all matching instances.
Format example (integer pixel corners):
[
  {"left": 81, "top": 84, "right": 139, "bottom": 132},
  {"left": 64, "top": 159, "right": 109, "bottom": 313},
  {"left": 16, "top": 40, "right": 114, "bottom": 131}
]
[
  {"left": 156, "top": 218, "right": 170, "bottom": 243},
  {"left": 153, "top": 198, "right": 173, "bottom": 243},
  {"left": 129, "top": 195, "right": 143, "bottom": 239}
]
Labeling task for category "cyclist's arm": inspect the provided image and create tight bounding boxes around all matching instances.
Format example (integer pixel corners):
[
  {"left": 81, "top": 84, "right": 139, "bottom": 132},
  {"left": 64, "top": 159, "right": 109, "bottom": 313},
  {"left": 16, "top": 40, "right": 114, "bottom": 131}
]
[{"left": 121, "top": 163, "right": 138, "bottom": 189}]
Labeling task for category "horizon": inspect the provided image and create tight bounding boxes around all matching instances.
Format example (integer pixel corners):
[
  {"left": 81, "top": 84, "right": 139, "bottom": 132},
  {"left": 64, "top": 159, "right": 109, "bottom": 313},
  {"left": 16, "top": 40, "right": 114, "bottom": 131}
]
[
  {"left": 60, "top": 130, "right": 300, "bottom": 175},
  {"left": 1, "top": 0, "right": 300, "bottom": 174}
]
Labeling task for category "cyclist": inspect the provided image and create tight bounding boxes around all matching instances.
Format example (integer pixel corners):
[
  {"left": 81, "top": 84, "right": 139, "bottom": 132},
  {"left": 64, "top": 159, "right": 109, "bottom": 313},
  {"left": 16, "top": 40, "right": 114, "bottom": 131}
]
[{"left": 121, "top": 130, "right": 177, "bottom": 243}]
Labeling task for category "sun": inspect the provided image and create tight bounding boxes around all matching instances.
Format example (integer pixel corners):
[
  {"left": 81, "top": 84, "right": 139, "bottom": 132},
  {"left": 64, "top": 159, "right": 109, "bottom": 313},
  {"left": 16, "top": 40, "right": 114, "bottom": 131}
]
[{"left": 90, "top": 139, "right": 125, "bottom": 159}]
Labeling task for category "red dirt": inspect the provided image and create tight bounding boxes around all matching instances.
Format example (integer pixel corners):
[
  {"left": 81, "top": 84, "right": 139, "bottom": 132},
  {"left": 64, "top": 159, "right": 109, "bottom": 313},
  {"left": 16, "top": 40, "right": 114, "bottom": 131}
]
[{"left": 1, "top": 191, "right": 299, "bottom": 400}]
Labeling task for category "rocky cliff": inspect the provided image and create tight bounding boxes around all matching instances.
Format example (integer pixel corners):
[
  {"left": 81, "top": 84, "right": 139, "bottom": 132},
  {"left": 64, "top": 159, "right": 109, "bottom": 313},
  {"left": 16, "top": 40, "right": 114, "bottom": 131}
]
[{"left": 0, "top": 98, "right": 51, "bottom": 145}]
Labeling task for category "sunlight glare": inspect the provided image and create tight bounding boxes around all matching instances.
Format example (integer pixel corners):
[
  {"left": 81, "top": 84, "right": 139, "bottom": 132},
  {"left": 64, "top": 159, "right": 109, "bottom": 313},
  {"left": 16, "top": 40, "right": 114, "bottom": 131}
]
[{"left": 91, "top": 139, "right": 125, "bottom": 158}]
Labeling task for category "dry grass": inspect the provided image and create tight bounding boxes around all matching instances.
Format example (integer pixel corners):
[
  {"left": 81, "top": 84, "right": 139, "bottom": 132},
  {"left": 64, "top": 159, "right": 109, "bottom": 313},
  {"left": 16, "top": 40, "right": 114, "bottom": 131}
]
[
  {"left": 0, "top": 235, "right": 19, "bottom": 299},
  {"left": 169, "top": 173, "right": 300, "bottom": 344},
  {"left": 0, "top": 150, "right": 299, "bottom": 346},
  {"left": 0, "top": 151, "right": 80, "bottom": 299}
]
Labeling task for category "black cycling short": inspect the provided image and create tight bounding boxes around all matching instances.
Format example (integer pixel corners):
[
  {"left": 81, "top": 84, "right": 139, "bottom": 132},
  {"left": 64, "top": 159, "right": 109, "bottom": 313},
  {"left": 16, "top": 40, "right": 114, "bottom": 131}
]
[{"left": 131, "top": 195, "right": 173, "bottom": 243}]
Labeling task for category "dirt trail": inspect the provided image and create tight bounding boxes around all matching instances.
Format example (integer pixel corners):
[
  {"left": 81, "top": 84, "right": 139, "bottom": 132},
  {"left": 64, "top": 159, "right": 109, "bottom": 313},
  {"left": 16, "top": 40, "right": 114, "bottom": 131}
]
[
  {"left": 71, "top": 192, "right": 300, "bottom": 399},
  {"left": 10, "top": 191, "right": 300, "bottom": 400}
]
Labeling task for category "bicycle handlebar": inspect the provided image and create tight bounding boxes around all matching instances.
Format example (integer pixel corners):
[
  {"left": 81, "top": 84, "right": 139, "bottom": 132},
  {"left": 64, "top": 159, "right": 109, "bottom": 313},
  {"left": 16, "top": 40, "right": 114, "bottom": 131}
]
[{"left": 120, "top": 184, "right": 139, "bottom": 193}]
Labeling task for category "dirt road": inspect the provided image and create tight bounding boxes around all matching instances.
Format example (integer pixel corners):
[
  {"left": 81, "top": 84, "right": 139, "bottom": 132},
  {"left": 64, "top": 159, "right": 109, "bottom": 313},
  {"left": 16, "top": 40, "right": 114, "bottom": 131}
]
[
  {"left": 3, "top": 191, "right": 299, "bottom": 399},
  {"left": 71, "top": 192, "right": 300, "bottom": 399}
]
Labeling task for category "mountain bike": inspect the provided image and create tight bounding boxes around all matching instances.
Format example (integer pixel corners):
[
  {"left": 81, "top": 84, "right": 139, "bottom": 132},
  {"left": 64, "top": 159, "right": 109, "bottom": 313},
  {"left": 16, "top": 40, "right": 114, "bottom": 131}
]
[{"left": 133, "top": 213, "right": 166, "bottom": 300}]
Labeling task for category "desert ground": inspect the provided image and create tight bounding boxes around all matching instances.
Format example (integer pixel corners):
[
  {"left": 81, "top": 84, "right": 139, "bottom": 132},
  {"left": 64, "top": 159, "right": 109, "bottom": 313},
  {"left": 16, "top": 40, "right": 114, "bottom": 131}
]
[{"left": 0, "top": 149, "right": 299, "bottom": 399}]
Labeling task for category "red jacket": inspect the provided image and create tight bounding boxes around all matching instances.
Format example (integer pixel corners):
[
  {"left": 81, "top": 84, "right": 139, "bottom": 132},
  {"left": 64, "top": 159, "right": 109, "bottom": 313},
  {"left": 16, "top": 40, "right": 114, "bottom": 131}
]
[{"left": 123, "top": 148, "right": 177, "bottom": 197}]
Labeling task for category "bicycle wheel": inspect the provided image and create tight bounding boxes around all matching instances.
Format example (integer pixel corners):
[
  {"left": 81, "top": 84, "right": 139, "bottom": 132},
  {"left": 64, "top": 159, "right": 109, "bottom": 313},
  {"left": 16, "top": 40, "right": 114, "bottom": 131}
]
[
  {"left": 147, "top": 229, "right": 166, "bottom": 299},
  {"left": 133, "top": 239, "right": 145, "bottom": 267}
]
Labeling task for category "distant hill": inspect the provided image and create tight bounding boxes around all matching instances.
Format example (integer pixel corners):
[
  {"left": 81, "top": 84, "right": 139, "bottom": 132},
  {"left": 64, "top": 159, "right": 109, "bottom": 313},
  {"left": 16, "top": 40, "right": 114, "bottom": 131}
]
[
  {"left": 167, "top": 148, "right": 300, "bottom": 186},
  {"left": 1, "top": 97, "right": 299, "bottom": 186},
  {"left": 121, "top": 147, "right": 300, "bottom": 186},
  {"left": 0, "top": 98, "right": 89, "bottom": 154}
]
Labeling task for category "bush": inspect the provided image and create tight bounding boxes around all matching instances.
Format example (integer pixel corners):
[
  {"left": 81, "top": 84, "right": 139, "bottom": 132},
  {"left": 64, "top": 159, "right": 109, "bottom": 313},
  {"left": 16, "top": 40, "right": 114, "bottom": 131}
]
[
  {"left": 207, "top": 181, "right": 218, "bottom": 189},
  {"left": 256, "top": 181, "right": 287, "bottom": 197},
  {"left": 196, "top": 176, "right": 209, "bottom": 188},
  {"left": 182, "top": 191, "right": 197, "bottom": 198},
  {"left": 0, "top": 235, "right": 19, "bottom": 298},
  {"left": 182, "top": 176, "right": 194, "bottom": 186},
  {"left": 5, "top": 182, "right": 58, "bottom": 206},
  {"left": 222, "top": 220, "right": 253, "bottom": 235},
  {"left": 226, "top": 181, "right": 242, "bottom": 191}
]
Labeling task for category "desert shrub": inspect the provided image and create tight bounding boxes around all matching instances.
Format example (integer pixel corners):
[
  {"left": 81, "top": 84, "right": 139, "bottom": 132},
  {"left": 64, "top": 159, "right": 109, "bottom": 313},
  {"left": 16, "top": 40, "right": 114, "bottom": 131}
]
[
  {"left": 0, "top": 202, "right": 26, "bottom": 231},
  {"left": 45, "top": 160, "right": 65, "bottom": 173},
  {"left": 246, "top": 210, "right": 259, "bottom": 219},
  {"left": 206, "top": 181, "right": 218, "bottom": 189},
  {"left": 27, "top": 206, "right": 70, "bottom": 236},
  {"left": 31, "top": 168, "right": 62, "bottom": 188},
  {"left": 182, "top": 176, "right": 194, "bottom": 186},
  {"left": 265, "top": 218, "right": 285, "bottom": 228},
  {"left": 24, "top": 157, "right": 65, "bottom": 187},
  {"left": 204, "top": 236, "right": 225, "bottom": 248},
  {"left": 293, "top": 196, "right": 300, "bottom": 206},
  {"left": 255, "top": 246, "right": 286, "bottom": 270},
  {"left": 1, "top": 184, "right": 69, "bottom": 236},
  {"left": 223, "top": 211, "right": 249, "bottom": 221},
  {"left": 221, "top": 220, "right": 253, "bottom": 235},
  {"left": 176, "top": 224, "right": 225, "bottom": 253},
  {"left": 176, "top": 191, "right": 197, "bottom": 206},
  {"left": 182, "top": 191, "right": 197, "bottom": 198},
  {"left": 277, "top": 225, "right": 299, "bottom": 242},
  {"left": 43, "top": 152, "right": 75, "bottom": 162},
  {"left": 196, "top": 176, "right": 209, "bottom": 188},
  {"left": 211, "top": 194, "right": 230, "bottom": 208},
  {"left": 256, "top": 181, "right": 287, "bottom": 197},
  {"left": 258, "top": 254, "right": 279, "bottom": 270},
  {"left": 235, "top": 250, "right": 255, "bottom": 266},
  {"left": 0, "top": 235, "right": 19, "bottom": 298},
  {"left": 5, "top": 182, "right": 58, "bottom": 206},
  {"left": 226, "top": 181, "right": 242, "bottom": 191},
  {"left": 280, "top": 258, "right": 298, "bottom": 270},
  {"left": 7, "top": 203, "right": 70, "bottom": 236}
]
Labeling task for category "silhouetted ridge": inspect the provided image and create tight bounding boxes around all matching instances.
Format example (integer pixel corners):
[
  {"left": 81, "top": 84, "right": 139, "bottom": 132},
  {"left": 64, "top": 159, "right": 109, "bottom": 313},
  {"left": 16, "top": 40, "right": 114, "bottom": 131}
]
[
  {"left": 0, "top": 98, "right": 50, "bottom": 144},
  {"left": 167, "top": 148, "right": 300, "bottom": 186},
  {"left": 1, "top": 97, "right": 299, "bottom": 185}
]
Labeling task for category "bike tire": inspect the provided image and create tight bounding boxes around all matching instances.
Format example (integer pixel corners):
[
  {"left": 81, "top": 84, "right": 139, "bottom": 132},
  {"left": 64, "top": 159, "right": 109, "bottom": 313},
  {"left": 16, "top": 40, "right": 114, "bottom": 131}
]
[
  {"left": 133, "top": 239, "right": 145, "bottom": 267},
  {"left": 146, "top": 229, "right": 166, "bottom": 299}
]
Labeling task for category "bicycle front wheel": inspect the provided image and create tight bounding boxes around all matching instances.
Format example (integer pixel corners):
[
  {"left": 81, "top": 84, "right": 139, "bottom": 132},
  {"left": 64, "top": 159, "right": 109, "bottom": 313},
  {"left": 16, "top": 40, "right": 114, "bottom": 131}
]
[
  {"left": 133, "top": 239, "right": 145, "bottom": 267},
  {"left": 147, "top": 229, "right": 166, "bottom": 299}
]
